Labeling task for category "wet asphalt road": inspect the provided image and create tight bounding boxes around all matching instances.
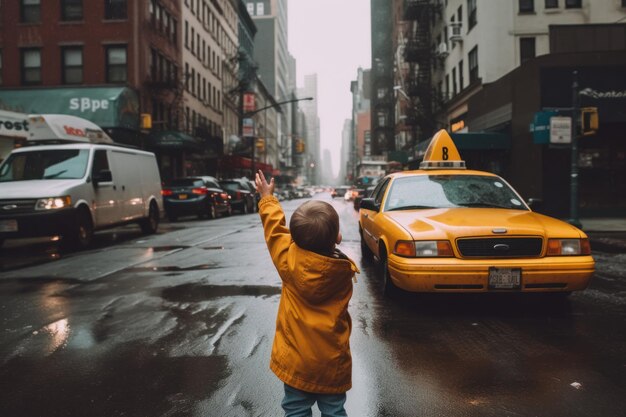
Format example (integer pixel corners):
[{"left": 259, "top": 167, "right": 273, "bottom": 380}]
[{"left": 0, "top": 193, "right": 625, "bottom": 417}]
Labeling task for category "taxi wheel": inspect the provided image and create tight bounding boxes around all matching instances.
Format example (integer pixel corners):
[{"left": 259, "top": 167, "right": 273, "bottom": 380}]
[{"left": 380, "top": 248, "right": 401, "bottom": 297}]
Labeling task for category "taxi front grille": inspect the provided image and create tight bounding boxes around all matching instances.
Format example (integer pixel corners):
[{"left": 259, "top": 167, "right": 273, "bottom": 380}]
[
  {"left": 457, "top": 237, "right": 543, "bottom": 258},
  {"left": 0, "top": 199, "right": 38, "bottom": 214}
]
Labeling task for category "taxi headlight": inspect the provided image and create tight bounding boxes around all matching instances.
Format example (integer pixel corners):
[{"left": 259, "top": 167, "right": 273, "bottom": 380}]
[
  {"left": 394, "top": 240, "right": 454, "bottom": 257},
  {"left": 35, "top": 196, "right": 72, "bottom": 210},
  {"left": 547, "top": 238, "right": 591, "bottom": 256}
]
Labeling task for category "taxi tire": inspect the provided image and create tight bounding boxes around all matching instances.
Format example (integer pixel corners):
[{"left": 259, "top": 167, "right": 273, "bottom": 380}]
[{"left": 380, "top": 248, "right": 401, "bottom": 297}]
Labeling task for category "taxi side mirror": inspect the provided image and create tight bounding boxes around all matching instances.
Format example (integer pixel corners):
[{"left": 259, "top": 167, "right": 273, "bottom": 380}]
[{"left": 360, "top": 198, "right": 380, "bottom": 212}]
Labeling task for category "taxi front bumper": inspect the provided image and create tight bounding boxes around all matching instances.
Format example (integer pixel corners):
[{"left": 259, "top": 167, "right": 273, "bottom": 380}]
[{"left": 387, "top": 254, "right": 595, "bottom": 293}]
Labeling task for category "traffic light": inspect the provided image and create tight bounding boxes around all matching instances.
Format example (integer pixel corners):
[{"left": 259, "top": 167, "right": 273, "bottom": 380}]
[
  {"left": 581, "top": 107, "right": 598, "bottom": 136},
  {"left": 295, "top": 139, "right": 305, "bottom": 154},
  {"left": 255, "top": 138, "right": 265, "bottom": 153}
]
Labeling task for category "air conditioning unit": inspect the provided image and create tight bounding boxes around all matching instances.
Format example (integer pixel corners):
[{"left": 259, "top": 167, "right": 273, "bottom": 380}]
[
  {"left": 437, "top": 42, "right": 449, "bottom": 58},
  {"left": 449, "top": 21, "right": 463, "bottom": 43}
]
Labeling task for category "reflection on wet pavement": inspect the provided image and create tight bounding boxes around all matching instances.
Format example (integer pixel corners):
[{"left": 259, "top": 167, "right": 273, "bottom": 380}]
[{"left": 162, "top": 283, "right": 281, "bottom": 302}]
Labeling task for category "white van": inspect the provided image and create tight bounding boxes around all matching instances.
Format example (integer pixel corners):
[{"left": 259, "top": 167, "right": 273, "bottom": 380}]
[{"left": 0, "top": 115, "right": 163, "bottom": 249}]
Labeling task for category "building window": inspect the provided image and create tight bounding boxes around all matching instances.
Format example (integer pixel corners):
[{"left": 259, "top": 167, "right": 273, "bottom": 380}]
[
  {"left": 445, "top": 74, "right": 449, "bottom": 97},
  {"left": 62, "top": 47, "right": 83, "bottom": 84},
  {"left": 104, "top": 0, "right": 127, "bottom": 20},
  {"left": 61, "top": 0, "right": 83, "bottom": 21},
  {"left": 452, "top": 67, "right": 457, "bottom": 95},
  {"left": 545, "top": 0, "right": 558, "bottom": 8},
  {"left": 21, "top": 0, "right": 41, "bottom": 23},
  {"left": 467, "top": 0, "right": 477, "bottom": 30},
  {"left": 21, "top": 48, "right": 41, "bottom": 85},
  {"left": 458, "top": 60, "right": 464, "bottom": 91},
  {"left": 565, "top": 0, "right": 581, "bottom": 8},
  {"left": 622, "top": 0, "right": 626, "bottom": 7},
  {"left": 106, "top": 45, "right": 127, "bottom": 83},
  {"left": 520, "top": 37, "right": 536, "bottom": 63},
  {"left": 256, "top": 2, "right": 264, "bottom": 15},
  {"left": 457, "top": 5, "right": 462, "bottom": 24},
  {"left": 247, "top": 3, "right": 254, "bottom": 15},
  {"left": 0, "top": 50, "right": 3, "bottom": 85},
  {"left": 468, "top": 46, "right": 479, "bottom": 83},
  {"left": 519, "top": 0, "right": 534, "bottom": 13}
]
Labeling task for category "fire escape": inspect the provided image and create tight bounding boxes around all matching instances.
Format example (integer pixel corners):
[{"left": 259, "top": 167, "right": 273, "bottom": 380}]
[{"left": 402, "top": 0, "right": 439, "bottom": 141}]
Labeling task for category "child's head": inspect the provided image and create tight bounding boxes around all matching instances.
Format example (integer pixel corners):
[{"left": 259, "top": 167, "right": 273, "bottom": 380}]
[{"left": 290, "top": 200, "right": 341, "bottom": 254}]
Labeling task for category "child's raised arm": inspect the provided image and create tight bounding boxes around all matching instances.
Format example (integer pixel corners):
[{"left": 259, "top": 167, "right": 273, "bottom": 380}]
[{"left": 256, "top": 170, "right": 291, "bottom": 276}]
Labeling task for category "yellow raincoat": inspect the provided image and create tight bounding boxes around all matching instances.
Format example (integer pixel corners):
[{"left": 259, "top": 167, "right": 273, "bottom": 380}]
[{"left": 258, "top": 196, "right": 360, "bottom": 394}]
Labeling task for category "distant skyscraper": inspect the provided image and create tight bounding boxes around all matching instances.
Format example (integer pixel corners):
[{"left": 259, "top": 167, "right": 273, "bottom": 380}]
[{"left": 298, "top": 74, "right": 320, "bottom": 184}]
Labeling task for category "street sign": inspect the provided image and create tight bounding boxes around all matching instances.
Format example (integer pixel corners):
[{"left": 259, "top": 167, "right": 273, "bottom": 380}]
[
  {"left": 530, "top": 110, "right": 558, "bottom": 144},
  {"left": 242, "top": 118, "right": 254, "bottom": 138},
  {"left": 550, "top": 116, "right": 572, "bottom": 144},
  {"left": 243, "top": 92, "right": 256, "bottom": 113}
]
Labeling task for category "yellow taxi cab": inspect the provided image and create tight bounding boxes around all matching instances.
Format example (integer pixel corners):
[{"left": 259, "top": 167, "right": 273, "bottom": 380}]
[{"left": 359, "top": 129, "right": 595, "bottom": 296}]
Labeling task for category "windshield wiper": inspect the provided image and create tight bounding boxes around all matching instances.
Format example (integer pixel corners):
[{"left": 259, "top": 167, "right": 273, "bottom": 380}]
[
  {"left": 43, "top": 170, "right": 68, "bottom": 179},
  {"left": 458, "top": 202, "right": 517, "bottom": 209},
  {"left": 388, "top": 205, "right": 439, "bottom": 211}
]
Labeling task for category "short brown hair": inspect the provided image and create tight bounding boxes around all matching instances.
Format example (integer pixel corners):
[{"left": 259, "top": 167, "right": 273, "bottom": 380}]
[{"left": 290, "top": 200, "right": 339, "bottom": 254}]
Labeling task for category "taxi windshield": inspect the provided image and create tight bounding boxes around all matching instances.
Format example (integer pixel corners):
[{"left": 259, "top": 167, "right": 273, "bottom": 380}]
[
  {"left": 0, "top": 149, "right": 90, "bottom": 182},
  {"left": 384, "top": 175, "right": 528, "bottom": 211}
]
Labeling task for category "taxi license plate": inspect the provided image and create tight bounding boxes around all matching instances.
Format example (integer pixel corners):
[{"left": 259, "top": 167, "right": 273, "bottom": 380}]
[
  {"left": 488, "top": 267, "right": 521, "bottom": 290},
  {"left": 0, "top": 219, "right": 18, "bottom": 233},
  {"left": 178, "top": 194, "right": 188, "bottom": 200}
]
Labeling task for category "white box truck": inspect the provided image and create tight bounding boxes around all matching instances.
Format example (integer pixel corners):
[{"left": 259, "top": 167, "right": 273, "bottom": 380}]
[{"left": 0, "top": 114, "right": 163, "bottom": 249}]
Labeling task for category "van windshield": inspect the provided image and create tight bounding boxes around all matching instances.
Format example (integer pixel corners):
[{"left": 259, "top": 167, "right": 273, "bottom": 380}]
[{"left": 0, "top": 149, "right": 90, "bottom": 182}]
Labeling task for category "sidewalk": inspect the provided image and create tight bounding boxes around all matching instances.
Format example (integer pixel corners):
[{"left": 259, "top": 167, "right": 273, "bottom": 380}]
[{"left": 581, "top": 218, "right": 626, "bottom": 253}]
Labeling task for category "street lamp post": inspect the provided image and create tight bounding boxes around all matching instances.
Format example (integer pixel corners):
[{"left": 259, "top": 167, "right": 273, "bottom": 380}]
[{"left": 243, "top": 97, "right": 313, "bottom": 177}]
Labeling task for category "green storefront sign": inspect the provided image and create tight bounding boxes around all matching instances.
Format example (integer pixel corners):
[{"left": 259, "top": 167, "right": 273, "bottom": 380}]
[{"left": 0, "top": 87, "right": 139, "bottom": 130}]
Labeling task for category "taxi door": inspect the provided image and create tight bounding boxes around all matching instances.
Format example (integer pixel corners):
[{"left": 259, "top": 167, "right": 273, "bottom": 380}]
[{"left": 361, "top": 178, "right": 390, "bottom": 257}]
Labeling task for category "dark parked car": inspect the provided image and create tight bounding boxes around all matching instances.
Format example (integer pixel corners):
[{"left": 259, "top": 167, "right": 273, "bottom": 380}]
[
  {"left": 353, "top": 185, "right": 377, "bottom": 211},
  {"left": 241, "top": 177, "right": 260, "bottom": 211},
  {"left": 334, "top": 186, "right": 351, "bottom": 198},
  {"left": 219, "top": 179, "right": 256, "bottom": 214},
  {"left": 162, "top": 176, "right": 232, "bottom": 221}
]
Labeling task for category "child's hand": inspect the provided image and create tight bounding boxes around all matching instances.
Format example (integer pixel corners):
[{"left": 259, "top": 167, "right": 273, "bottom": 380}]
[{"left": 255, "top": 170, "right": 275, "bottom": 198}]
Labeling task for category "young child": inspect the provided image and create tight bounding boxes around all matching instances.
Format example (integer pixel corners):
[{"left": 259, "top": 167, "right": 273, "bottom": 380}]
[{"left": 255, "top": 170, "right": 359, "bottom": 417}]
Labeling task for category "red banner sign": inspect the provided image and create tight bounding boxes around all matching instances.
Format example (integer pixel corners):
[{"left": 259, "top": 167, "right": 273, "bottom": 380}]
[{"left": 243, "top": 93, "right": 256, "bottom": 113}]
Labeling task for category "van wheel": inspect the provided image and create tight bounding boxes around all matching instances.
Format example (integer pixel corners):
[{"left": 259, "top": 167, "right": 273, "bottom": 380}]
[
  {"left": 140, "top": 202, "right": 159, "bottom": 234},
  {"left": 64, "top": 207, "right": 93, "bottom": 250}
]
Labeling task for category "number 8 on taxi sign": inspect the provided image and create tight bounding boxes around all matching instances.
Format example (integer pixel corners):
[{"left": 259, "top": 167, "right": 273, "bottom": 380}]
[{"left": 419, "top": 129, "right": 466, "bottom": 170}]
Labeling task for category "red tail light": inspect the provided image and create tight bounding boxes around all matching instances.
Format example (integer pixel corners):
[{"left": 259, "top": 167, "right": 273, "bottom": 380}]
[
  {"left": 236, "top": 191, "right": 242, "bottom": 199},
  {"left": 161, "top": 189, "right": 173, "bottom": 196},
  {"left": 192, "top": 187, "right": 208, "bottom": 195},
  {"left": 220, "top": 192, "right": 229, "bottom": 199}
]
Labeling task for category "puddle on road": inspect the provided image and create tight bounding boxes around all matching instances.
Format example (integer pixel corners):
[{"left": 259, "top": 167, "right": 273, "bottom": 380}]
[
  {"left": 150, "top": 246, "right": 189, "bottom": 252},
  {"left": 125, "top": 263, "right": 220, "bottom": 273},
  {"left": 162, "top": 283, "right": 281, "bottom": 302},
  {"left": 0, "top": 277, "right": 82, "bottom": 296}
]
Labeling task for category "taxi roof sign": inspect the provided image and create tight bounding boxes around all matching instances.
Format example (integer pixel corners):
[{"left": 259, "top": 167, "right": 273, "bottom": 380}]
[
  {"left": 27, "top": 114, "right": 113, "bottom": 144},
  {"left": 419, "top": 129, "right": 466, "bottom": 170}
]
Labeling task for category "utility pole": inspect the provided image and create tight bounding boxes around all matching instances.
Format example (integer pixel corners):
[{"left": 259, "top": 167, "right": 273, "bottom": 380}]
[{"left": 569, "top": 71, "right": 582, "bottom": 229}]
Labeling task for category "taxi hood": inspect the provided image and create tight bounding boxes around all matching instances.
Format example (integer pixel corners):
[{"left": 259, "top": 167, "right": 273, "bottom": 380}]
[
  {"left": 0, "top": 179, "right": 86, "bottom": 199},
  {"left": 386, "top": 208, "right": 585, "bottom": 239}
]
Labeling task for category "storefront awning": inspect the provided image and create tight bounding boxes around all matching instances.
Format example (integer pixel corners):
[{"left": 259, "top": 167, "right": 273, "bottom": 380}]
[
  {"left": 0, "top": 87, "right": 139, "bottom": 130},
  {"left": 147, "top": 131, "right": 204, "bottom": 151}
]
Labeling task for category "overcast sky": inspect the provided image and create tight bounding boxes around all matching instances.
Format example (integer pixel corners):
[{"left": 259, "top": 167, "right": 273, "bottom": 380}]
[{"left": 288, "top": 0, "right": 371, "bottom": 180}]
